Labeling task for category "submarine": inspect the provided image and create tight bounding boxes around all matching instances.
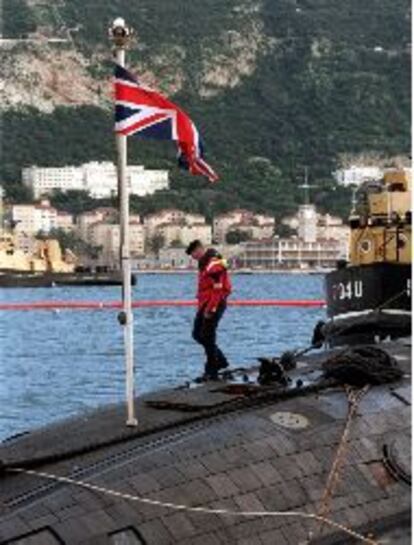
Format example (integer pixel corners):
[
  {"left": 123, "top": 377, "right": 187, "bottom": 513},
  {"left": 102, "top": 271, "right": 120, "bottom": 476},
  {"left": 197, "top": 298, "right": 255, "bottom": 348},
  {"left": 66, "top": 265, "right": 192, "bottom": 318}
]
[{"left": 0, "top": 170, "right": 411, "bottom": 544}]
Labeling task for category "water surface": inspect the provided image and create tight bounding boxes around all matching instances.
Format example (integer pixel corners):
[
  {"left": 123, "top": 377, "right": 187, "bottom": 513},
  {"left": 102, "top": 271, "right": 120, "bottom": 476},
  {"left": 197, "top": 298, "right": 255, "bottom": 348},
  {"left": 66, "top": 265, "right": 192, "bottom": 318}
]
[{"left": 0, "top": 273, "right": 325, "bottom": 440}]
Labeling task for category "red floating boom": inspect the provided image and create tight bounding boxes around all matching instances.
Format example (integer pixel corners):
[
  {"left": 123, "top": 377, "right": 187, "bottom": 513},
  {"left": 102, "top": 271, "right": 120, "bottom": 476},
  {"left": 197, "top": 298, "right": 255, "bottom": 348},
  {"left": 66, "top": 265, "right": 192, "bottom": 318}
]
[{"left": 0, "top": 299, "right": 326, "bottom": 311}]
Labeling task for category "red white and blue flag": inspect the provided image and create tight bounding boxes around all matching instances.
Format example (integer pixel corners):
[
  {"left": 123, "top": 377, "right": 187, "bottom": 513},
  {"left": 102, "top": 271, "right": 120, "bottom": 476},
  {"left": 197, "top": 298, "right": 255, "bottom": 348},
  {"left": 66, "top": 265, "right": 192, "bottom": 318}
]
[{"left": 114, "top": 64, "right": 218, "bottom": 182}]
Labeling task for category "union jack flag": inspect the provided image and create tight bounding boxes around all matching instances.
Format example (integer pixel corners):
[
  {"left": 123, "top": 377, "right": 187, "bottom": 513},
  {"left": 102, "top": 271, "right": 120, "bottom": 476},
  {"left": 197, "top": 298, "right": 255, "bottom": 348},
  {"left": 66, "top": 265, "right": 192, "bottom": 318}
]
[{"left": 114, "top": 64, "right": 218, "bottom": 182}]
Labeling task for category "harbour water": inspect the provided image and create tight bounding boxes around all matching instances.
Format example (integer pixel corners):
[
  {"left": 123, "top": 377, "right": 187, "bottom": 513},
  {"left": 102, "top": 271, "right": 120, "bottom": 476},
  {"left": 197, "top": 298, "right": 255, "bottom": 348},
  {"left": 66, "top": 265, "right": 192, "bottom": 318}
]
[{"left": 0, "top": 273, "right": 325, "bottom": 441}]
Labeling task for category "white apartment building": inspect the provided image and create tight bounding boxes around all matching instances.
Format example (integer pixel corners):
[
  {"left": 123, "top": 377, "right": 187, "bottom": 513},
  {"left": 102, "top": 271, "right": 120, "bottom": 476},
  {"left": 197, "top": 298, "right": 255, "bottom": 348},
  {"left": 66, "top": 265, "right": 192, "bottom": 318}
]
[
  {"left": 334, "top": 165, "right": 383, "bottom": 186},
  {"left": 22, "top": 167, "right": 85, "bottom": 198},
  {"left": 11, "top": 200, "right": 58, "bottom": 234},
  {"left": 213, "top": 209, "right": 275, "bottom": 244},
  {"left": 22, "top": 162, "right": 169, "bottom": 199}
]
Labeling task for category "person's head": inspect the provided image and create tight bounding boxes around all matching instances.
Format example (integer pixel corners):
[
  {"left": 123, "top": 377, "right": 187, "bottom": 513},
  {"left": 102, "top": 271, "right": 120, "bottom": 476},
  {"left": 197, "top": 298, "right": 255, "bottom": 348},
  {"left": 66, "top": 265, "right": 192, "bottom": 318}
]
[{"left": 185, "top": 239, "right": 205, "bottom": 260}]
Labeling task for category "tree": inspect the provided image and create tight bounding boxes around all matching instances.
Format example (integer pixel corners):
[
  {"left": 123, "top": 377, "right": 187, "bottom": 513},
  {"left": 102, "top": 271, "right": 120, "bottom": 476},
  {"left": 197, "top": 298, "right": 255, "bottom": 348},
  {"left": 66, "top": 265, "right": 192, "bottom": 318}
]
[
  {"left": 170, "top": 238, "right": 183, "bottom": 248},
  {"left": 147, "top": 233, "right": 166, "bottom": 257},
  {"left": 226, "top": 230, "right": 251, "bottom": 245},
  {"left": 3, "top": 182, "right": 32, "bottom": 203},
  {"left": 275, "top": 224, "right": 297, "bottom": 238},
  {"left": 50, "top": 190, "right": 103, "bottom": 215},
  {"left": 3, "top": 0, "right": 37, "bottom": 38}
]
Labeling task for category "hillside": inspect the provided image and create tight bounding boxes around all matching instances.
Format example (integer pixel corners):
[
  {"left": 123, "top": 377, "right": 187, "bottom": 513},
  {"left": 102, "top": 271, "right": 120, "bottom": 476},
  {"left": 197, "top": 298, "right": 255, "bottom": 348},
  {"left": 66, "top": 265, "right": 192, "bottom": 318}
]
[{"left": 1, "top": 0, "right": 411, "bottom": 219}]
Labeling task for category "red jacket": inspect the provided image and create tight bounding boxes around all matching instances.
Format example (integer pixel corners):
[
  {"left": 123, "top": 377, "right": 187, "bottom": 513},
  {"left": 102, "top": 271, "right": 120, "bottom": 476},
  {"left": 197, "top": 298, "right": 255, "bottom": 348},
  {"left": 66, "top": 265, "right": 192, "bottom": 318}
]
[{"left": 197, "top": 250, "right": 232, "bottom": 313}]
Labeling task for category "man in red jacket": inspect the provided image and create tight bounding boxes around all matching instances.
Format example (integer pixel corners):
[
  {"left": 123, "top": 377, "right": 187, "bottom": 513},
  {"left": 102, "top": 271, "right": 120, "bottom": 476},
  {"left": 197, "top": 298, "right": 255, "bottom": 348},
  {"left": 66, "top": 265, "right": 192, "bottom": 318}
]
[{"left": 186, "top": 239, "right": 232, "bottom": 380}]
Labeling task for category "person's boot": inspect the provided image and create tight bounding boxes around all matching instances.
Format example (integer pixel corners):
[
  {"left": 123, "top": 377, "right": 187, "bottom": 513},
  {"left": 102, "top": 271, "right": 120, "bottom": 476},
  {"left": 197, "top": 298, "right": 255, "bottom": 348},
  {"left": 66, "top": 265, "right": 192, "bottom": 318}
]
[
  {"left": 216, "top": 350, "right": 229, "bottom": 371},
  {"left": 204, "top": 361, "right": 219, "bottom": 381}
]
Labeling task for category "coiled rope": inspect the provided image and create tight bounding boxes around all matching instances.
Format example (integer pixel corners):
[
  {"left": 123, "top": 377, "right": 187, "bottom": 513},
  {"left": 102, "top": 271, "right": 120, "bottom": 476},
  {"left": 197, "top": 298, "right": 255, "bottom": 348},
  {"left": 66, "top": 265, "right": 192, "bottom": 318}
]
[
  {"left": 8, "top": 467, "right": 379, "bottom": 544},
  {"left": 322, "top": 346, "right": 402, "bottom": 387}
]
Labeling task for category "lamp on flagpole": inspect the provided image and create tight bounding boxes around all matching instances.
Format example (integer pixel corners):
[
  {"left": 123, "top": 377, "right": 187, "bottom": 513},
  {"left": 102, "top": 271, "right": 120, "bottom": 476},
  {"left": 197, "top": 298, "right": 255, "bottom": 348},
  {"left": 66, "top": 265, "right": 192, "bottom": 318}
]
[{"left": 109, "top": 18, "right": 138, "bottom": 427}]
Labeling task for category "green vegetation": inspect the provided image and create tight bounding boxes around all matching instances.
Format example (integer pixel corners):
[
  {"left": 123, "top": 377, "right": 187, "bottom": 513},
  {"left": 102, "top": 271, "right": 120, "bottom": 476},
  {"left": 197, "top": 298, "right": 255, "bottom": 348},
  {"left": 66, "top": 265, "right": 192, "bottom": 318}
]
[
  {"left": 147, "top": 233, "right": 166, "bottom": 256},
  {"left": 3, "top": 0, "right": 37, "bottom": 38},
  {"left": 226, "top": 230, "right": 252, "bottom": 244},
  {"left": 2, "top": 0, "right": 410, "bottom": 221},
  {"left": 275, "top": 224, "right": 297, "bottom": 238},
  {"left": 50, "top": 190, "right": 110, "bottom": 216}
]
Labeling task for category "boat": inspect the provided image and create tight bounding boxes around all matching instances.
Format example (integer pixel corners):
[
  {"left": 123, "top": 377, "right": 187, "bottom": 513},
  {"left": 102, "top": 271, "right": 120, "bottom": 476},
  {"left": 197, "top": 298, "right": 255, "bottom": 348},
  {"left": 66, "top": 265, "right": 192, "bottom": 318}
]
[
  {"left": 0, "top": 270, "right": 135, "bottom": 288},
  {"left": 0, "top": 233, "right": 133, "bottom": 287},
  {"left": 324, "top": 168, "right": 411, "bottom": 346}
]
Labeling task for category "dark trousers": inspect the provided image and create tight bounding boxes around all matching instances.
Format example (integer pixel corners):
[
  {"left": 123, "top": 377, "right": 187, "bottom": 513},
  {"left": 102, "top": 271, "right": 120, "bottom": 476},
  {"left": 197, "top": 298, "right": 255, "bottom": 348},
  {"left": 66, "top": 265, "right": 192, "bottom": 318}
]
[{"left": 192, "top": 301, "right": 228, "bottom": 372}]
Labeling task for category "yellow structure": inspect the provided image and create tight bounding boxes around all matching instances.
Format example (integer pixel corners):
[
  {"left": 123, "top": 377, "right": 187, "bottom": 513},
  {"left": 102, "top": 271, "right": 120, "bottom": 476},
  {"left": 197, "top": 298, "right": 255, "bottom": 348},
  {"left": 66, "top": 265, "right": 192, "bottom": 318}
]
[
  {"left": 349, "top": 169, "right": 411, "bottom": 266},
  {"left": 0, "top": 232, "right": 75, "bottom": 273}
]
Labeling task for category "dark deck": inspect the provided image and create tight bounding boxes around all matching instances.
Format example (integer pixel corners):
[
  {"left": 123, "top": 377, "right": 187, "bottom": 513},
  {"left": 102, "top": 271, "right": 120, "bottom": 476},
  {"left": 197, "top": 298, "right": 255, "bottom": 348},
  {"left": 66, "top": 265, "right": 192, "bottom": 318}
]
[{"left": 0, "top": 339, "right": 411, "bottom": 545}]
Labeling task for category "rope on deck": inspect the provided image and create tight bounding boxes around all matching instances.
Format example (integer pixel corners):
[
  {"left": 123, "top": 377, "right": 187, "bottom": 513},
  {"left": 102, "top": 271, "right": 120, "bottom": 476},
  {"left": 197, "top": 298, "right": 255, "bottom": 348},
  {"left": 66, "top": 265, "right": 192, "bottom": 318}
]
[
  {"left": 8, "top": 467, "right": 379, "bottom": 544},
  {"left": 317, "top": 385, "right": 370, "bottom": 534}
]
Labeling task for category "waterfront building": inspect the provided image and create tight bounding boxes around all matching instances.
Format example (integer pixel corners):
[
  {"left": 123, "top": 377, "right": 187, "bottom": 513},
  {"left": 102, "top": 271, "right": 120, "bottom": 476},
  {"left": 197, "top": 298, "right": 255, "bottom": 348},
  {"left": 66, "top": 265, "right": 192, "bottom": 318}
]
[
  {"left": 239, "top": 237, "right": 345, "bottom": 269},
  {"left": 282, "top": 205, "right": 350, "bottom": 258}
]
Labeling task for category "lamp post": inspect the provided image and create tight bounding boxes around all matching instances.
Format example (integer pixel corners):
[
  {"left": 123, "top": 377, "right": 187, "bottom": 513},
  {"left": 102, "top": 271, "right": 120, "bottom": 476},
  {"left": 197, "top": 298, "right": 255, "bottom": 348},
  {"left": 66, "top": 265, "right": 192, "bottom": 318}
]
[{"left": 109, "top": 18, "right": 138, "bottom": 427}]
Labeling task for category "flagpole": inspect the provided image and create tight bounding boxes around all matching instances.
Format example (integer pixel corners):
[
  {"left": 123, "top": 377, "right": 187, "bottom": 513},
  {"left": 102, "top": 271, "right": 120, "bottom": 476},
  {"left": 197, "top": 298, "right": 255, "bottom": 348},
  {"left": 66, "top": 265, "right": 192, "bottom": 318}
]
[{"left": 110, "top": 18, "right": 137, "bottom": 427}]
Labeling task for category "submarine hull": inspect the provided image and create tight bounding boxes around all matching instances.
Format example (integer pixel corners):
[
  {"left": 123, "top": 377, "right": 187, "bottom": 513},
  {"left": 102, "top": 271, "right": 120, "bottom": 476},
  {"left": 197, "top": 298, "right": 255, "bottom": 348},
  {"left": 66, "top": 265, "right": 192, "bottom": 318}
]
[{"left": 0, "top": 339, "right": 411, "bottom": 545}]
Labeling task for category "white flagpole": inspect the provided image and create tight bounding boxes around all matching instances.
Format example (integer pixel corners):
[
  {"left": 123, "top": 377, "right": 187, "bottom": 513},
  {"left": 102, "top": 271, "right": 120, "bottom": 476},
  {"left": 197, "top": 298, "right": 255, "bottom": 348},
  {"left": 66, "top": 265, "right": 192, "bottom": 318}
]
[{"left": 110, "top": 18, "right": 138, "bottom": 427}]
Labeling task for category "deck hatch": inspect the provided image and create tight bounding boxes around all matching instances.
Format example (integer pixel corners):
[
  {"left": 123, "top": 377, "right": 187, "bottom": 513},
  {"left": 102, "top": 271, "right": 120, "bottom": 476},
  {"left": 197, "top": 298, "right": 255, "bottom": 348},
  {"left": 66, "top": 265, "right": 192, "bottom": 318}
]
[
  {"left": 5, "top": 527, "right": 63, "bottom": 545},
  {"left": 269, "top": 411, "right": 310, "bottom": 429},
  {"left": 109, "top": 526, "right": 146, "bottom": 545}
]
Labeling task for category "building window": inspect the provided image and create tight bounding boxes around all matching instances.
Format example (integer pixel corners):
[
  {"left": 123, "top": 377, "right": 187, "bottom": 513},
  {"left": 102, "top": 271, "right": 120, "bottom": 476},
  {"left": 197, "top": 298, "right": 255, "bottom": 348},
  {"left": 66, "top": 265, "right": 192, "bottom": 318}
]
[{"left": 109, "top": 527, "right": 146, "bottom": 545}]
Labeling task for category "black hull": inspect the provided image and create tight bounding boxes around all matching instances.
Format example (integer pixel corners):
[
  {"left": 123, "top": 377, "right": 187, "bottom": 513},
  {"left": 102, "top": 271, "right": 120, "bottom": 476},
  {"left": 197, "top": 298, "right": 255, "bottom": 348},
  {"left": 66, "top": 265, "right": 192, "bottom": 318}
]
[
  {"left": 324, "top": 263, "right": 411, "bottom": 345},
  {"left": 0, "top": 271, "right": 137, "bottom": 288}
]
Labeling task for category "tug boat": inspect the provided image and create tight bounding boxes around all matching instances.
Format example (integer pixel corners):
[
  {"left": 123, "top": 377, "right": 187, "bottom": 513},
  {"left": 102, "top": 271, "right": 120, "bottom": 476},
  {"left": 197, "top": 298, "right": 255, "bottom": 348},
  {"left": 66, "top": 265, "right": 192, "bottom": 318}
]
[{"left": 324, "top": 168, "right": 411, "bottom": 345}]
